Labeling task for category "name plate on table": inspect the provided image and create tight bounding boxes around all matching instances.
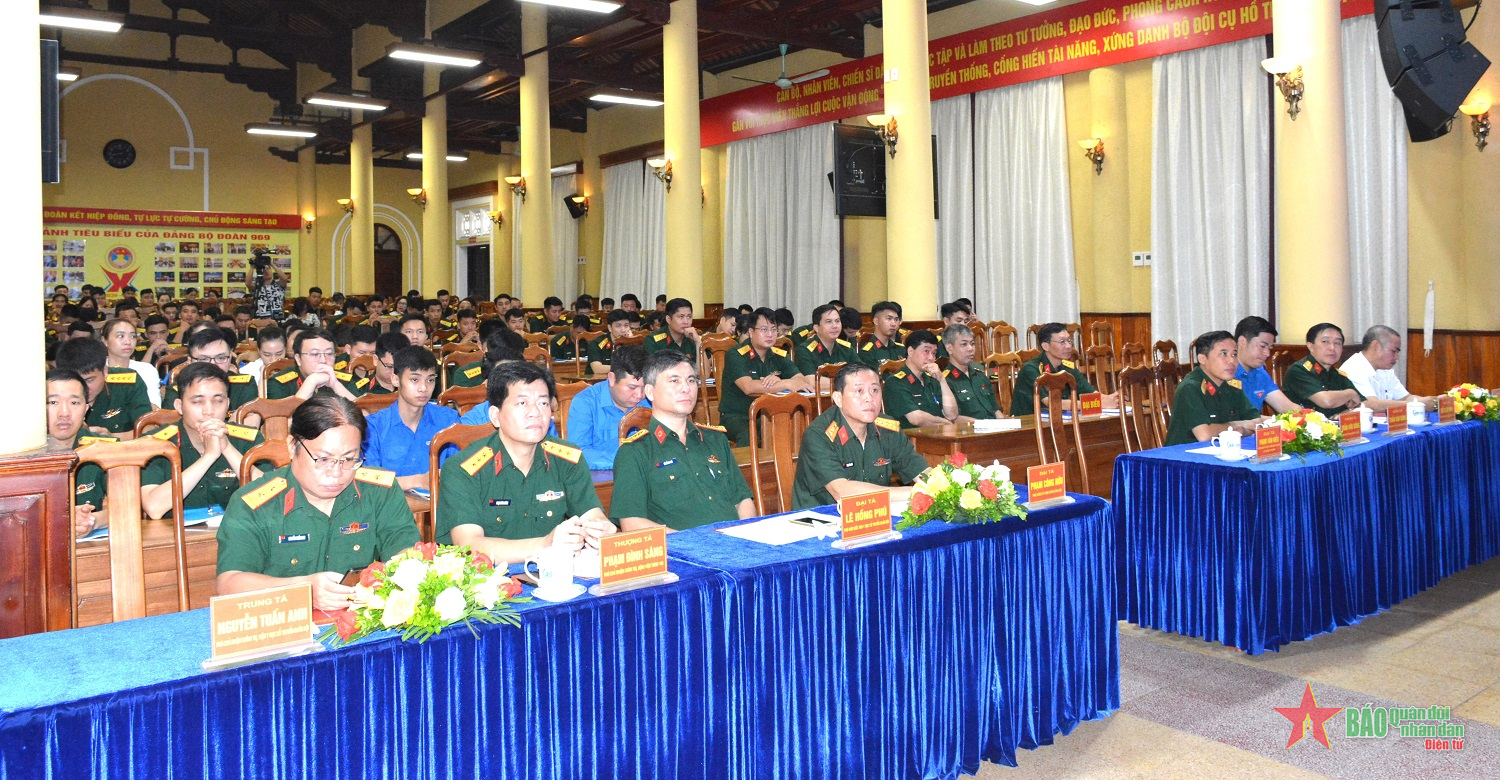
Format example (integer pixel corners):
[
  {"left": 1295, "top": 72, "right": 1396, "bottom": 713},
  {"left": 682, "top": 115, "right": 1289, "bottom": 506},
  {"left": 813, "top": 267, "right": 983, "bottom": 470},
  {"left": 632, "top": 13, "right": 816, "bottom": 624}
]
[
  {"left": 1386, "top": 404, "right": 1409, "bottom": 435},
  {"left": 1024, "top": 463, "right": 1072, "bottom": 509},
  {"left": 832, "top": 489, "right": 901, "bottom": 550},
  {"left": 590, "top": 527, "right": 678, "bottom": 596},
  {"left": 1254, "top": 426, "right": 1283, "bottom": 462},
  {"left": 202, "top": 583, "right": 323, "bottom": 671},
  {"left": 1076, "top": 392, "right": 1103, "bottom": 418},
  {"left": 1437, "top": 395, "right": 1457, "bottom": 425},
  {"left": 1339, "top": 411, "right": 1362, "bottom": 444}
]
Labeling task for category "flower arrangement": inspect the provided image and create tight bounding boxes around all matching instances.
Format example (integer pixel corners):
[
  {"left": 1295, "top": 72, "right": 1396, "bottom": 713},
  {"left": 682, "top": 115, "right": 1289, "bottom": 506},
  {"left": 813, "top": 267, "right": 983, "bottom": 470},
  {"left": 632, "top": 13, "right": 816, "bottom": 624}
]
[
  {"left": 1269, "top": 409, "right": 1343, "bottom": 458},
  {"left": 1446, "top": 384, "right": 1499, "bottom": 422},
  {"left": 328, "top": 542, "right": 526, "bottom": 646},
  {"left": 898, "top": 451, "right": 1028, "bottom": 531}
]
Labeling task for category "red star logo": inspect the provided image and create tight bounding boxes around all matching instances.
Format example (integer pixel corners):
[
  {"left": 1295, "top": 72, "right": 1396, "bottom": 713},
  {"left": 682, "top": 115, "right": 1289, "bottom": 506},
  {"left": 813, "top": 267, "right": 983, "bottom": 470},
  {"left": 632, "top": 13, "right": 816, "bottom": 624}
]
[{"left": 1274, "top": 683, "right": 1342, "bottom": 749}]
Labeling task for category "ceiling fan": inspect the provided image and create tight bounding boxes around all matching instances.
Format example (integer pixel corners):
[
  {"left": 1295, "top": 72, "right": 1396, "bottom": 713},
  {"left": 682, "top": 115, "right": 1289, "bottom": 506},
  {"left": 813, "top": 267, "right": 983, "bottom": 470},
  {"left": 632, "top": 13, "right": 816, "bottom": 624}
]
[{"left": 731, "top": 44, "right": 830, "bottom": 89}]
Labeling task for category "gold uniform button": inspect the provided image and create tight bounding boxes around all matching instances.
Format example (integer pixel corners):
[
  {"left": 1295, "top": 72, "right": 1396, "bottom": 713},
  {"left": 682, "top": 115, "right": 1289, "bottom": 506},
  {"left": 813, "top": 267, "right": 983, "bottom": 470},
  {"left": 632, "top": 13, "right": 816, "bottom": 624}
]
[
  {"left": 290, "top": 558, "right": 298, "bottom": 565},
  {"left": 353, "top": 545, "right": 361, "bottom": 551},
  {"left": 546, "top": 510, "right": 553, "bottom": 517}
]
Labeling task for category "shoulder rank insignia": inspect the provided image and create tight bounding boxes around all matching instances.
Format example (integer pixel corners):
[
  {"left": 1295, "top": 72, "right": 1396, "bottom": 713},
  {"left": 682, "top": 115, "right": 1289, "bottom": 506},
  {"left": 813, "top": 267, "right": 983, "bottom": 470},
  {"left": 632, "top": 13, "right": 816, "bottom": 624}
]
[
  {"left": 806, "top": 341, "right": 820, "bottom": 353},
  {"left": 737, "top": 344, "right": 752, "bottom": 355},
  {"left": 825, "top": 420, "right": 840, "bottom": 442},
  {"left": 771, "top": 347, "right": 788, "bottom": 358},
  {"left": 600, "top": 339, "right": 612, "bottom": 349},
  {"left": 622, "top": 429, "right": 649, "bottom": 444},
  {"left": 652, "top": 332, "right": 667, "bottom": 342},
  {"left": 1303, "top": 359, "right": 1315, "bottom": 370},
  {"left": 150, "top": 424, "right": 179, "bottom": 441},
  {"left": 862, "top": 342, "right": 873, "bottom": 351},
  {"left": 77, "top": 435, "right": 119, "bottom": 446},
  {"left": 698, "top": 423, "right": 728, "bottom": 433},
  {"left": 225, "top": 423, "right": 258, "bottom": 441},
  {"left": 875, "top": 417, "right": 901, "bottom": 432},
  {"left": 356, "top": 378, "right": 370, "bottom": 389},
  {"left": 836, "top": 339, "right": 851, "bottom": 348},
  {"left": 460, "top": 446, "right": 494, "bottom": 476},
  {"left": 1227, "top": 379, "right": 1243, "bottom": 389},
  {"left": 540, "top": 440, "right": 582, "bottom": 464},
  {"left": 106, "top": 372, "right": 137, "bottom": 385},
  {"left": 555, "top": 335, "right": 568, "bottom": 345},
  {"left": 1061, "top": 360, "right": 1076, "bottom": 370},
  {"left": 334, "top": 360, "right": 348, "bottom": 371},
  {"left": 240, "top": 477, "right": 289, "bottom": 510},
  {"left": 1201, "top": 380, "right": 1213, "bottom": 395},
  {"left": 464, "top": 365, "right": 483, "bottom": 379},
  {"left": 228, "top": 373, "right": 253, "bottom": 384},
  {"left": 893, "top": 370, "right": 907, "bottom": 380},
  {"left": 353, "top": 467, "right": 396, "bottom": 487},
  {"left": 274, "top": 371, "right": 298, "bottom": 384},
  {"left": 334, "top": 371, "right": 353, "bottom": 382},
  {"left": 1337, "top": 369, "right": 1349, "bottom": 377}
]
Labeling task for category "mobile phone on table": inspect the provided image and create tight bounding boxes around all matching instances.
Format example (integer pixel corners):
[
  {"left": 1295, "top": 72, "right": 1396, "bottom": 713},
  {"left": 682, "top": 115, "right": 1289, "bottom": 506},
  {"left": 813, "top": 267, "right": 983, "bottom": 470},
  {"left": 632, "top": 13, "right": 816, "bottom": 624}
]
[{"left": 340, "top": 568, "right": 364, "bottom": 587}]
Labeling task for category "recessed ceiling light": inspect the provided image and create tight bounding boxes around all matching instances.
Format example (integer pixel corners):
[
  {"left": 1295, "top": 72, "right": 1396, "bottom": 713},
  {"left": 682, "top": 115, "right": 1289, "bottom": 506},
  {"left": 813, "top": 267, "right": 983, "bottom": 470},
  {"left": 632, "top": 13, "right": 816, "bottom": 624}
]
[
  {"left": 386, "top": 43, "right": 483, "bottom": 68},
  {"left": 245, "top": 122, "right": 318, "bottom": 138},
  {"left": 590, "top": 92, "right": 664, "bottom": 107},
  {"left": 519, "top": 0, "right": 623, "bottom": 13},
  {"left": 305, "top": 92, "right": 390, "bottom": 112},
  {"left": 406, "top": 152, "right": 470, "bottom": 162},
  {"left": 39, "top": 7, "right": 124, "bottom": 33}
]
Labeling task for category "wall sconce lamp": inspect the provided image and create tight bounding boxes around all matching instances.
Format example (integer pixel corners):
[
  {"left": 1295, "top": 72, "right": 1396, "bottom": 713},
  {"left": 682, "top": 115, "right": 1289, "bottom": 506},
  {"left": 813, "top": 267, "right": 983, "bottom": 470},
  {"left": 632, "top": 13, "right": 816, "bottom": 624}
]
[
  {"left": 303, "top": 214, "right": 315, "bottom": 234},
  {"left": 337, "top": 198, "right": 354, "bottom": 214},
  {"left": 489, "top": 210, "right": 504, "bottom": 228},
  {"left": 647, "top": 157, "right": 673, "bottom": 191},
  {"left": 504, "top": 175, "right": 527, "bottom": 202},
  {"left": 565, "top": 194, "right": 590, "bottom": 219},
  {"left": 866, "top": 114, "right": 899, "bottom": 157},
  {"left": 407, "top": 187, "right": 428, "bottom": 208},
  {"left": 1260, "top": 58, "right": 1304, "bottom": 121},
  {"left": 1078, "top": 138, "right": 1105, "bottom": 175},
  {"left": 1460, "top": 99, "right": 1491, "bottom": 152}
]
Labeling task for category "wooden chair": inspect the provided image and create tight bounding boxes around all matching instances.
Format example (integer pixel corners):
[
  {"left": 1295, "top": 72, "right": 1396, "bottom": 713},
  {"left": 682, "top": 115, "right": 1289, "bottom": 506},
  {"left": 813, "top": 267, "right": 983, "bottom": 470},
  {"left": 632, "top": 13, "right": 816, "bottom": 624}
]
[
  {"left": 1033, "top": 372, "right": 1089, "bottom": 495},
  {"left": 428, "top": 424, "right": 495, "bottom": 544},
  {"left": 154, "top": 349, "right": 188, "bottom": 378},
  {"left": 984, "top": 352, "right": 1023, "bottom": 414},
  {"left": 237, "top": 439, "right": 292, "bottom": 487},
  {"left": 1026, "top": 324, "right": 1045, "bottom": 350},
  {"left": 618, "top": 406, "right": 654, "bottom": 441},
  {"left": 772, "top": 336, "right": 793, "bottom": 353},
  {"left": 441, "top": 342, "right": 481, "bottom": 355},
  {"left": 546, "top": 325, "right": 570, "bottom": 336},
  {"left": 235, "top": 346, "right": 260, "bottom": 365},
  {"left": 1154, "top": 360, "right": 1187, "bottom": 428},
  {"left": 1120, "top": 341, "right": 1148, "bottom": 368},
  {"left": 1084, "top": 345, "right": 1118, "bottom": 394},
  {"left": 523, "top": 332, "right": 550, "bottom": 347},
  {"left": 879, "top": 358, "right": 906, "bottom": 377},
  {"left": 133, "top": 409, "right": 181, "bottom": 439},
  {"left": 1017, "top": 348, "right": 1041, "bottom": 364},
  {"left": 988, "top": 321, "right": 1017, "bottom": 354},
  {"left": 614, "top": 333, "right": 645, "bottom": 349},
  {"left": 746, "top": 393, "right": 812, "bottom": 516},
  {"left": 1268, "top": 349, "right": 1298, "bottom": 387},
  {"left": 441, "top": 351, "right": 485, "bottom": 392},
  {"left": 813, "top": 362, "right": 846, "bottom": 416},
  {"left": 554, "top": 381, "right": 589, "bottom": 439},
  {"left": 262, "top": 357, "right": 296, "bottom": 384},
  {"left": 1117, "top": 366, "right": 1163, "bottom": 452},
  {"left": 347, "top": 354, "right": 378, "bottom": 381},
  {"left": 432, "top": 329, "right": 457, "bottom": 343},
  {"left": 234, "top": 396, "right": 305, "bottom": 441},
  {"left": 249, "top": 318, "right": 277, "bottom": 332},
  {"left": 1065, "top": 322, "right": 1083, "bottom": 354},
  {"left": 438, "top": 384, "right": 487, "bottom": 414},
  {"left": 354, "top": 393, "right": 399, "bottom": 416},
  {"left": 522, "top": 346, "right": 551, "bottom": 368},
  {"left": 1088, "top": 321, "right": 1116, "bottom": 354},
  {"left": 71, "top": 437, "right": 187, "bottom": 624},
  {"left": 1154, "top": 340, "right": 1179, "bottom": 364},
  {"left": 700, "top": 347, "right": 730, "bottom": 426}
]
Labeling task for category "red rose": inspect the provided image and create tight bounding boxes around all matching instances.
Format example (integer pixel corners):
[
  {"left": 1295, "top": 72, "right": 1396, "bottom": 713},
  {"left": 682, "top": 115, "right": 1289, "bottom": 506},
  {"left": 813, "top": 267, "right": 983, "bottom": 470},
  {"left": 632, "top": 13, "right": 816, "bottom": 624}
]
[
  {"left": 471, "top": 551, "right": 495, "bottom": 573},
  {"left": 358, "top": 561, "right": 383, "bottom": 588},
  {"left": 948, "top": 451, "right": 967, "bottom": 467},
  {"left": 502, "top": 576, "right": 524, "bottom": 598},
  {"left": 1475, "top": 402, "right": 1487, "bottom": 415},
  {"left": 1280, "top": 428, "right": 1295, "bottom": 442},
  {"left": 415, "top": 542, "right": 438, "bottom": 561},
  {"left": 1459, "top": 387, "right": 1470, "bottom": 398},
  {"left": 332, "top": 608, "right": 359, "bottom": 640},
  {"left": 978, "top": 480, "right": 999, "bottom": 501},
  {"left": 909, "top": 492, "right": 934, "bottom": 515}
]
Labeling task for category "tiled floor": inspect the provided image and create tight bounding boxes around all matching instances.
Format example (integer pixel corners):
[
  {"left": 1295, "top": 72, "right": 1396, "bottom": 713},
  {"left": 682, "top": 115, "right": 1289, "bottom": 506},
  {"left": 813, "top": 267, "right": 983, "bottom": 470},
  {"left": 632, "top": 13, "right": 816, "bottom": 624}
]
[{"left": 978, "top": 555, "right": 1500, "bottom": 778}]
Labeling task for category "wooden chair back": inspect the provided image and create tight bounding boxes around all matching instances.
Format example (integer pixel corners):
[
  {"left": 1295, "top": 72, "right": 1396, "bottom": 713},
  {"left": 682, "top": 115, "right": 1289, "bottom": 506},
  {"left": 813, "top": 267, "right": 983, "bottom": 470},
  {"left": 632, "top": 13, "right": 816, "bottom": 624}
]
[
  {"left": 988, "top": 321, "right": 1017, "bottom": 354},
  {"left": 237, "top": 439, "right": 292, "bottom": 487},
  {"left": 813, "top": 362, "right": 846, "bottom": 416},
  {"left": 618, "top": 406, "right": 654, "bottom": 441},
  {"left": 235, "top": 346, "right": 260, "bottom": 365},
  {"left": 1154, "top": 340, "right": 1179, "bottom": 364},
  {"left": 347, "top": 354, "right": 378, "bottom": 381},
  {"left": 234, "top": 396, "right": 305, "bottom": 441},
  {"left": 71, "top": 437, "right": 187, "bottom": 624},
  {"left": 614, "top": 333, "right": 646, "bottom": 349},
  {"left": 1066, "top": 323, "right": 1083, "bottom": 353},
  {"left": 554, "top": 381, "right": 590, "bottom": 439},
  {"left": 133, "top": 409, "right": 182, "bottom": 439},
  {"left": 1117, "top": 366, "right": 1163, "bottom": 452},
  {"left": 432, "top": 329, "right": 457, "bottom": 343},
  {"left": 154, "top": 349, "right": 188, "bottom": 378},
  {"left": 1084, "top": 345, "right": 1118, "bottom": 394},
  {"left": 522, "top": 346, "right": 551, "bottom": 368},
  {"left": 1017, "top": 348, "right": 1041, "bottom": 364},
  {"left": 703, "top": 347, "right": 729, "bottom": 425},
  {"left": 428, "top": 424, "right": 496, "bottom": 544},
  {"left": 441, "top": 342, "right": 480, "bottom": 355},
  {"left": 1026, "top": 324, "right": 1044, "bottom": 350},
  {"left": 354, "top": 392, "right": 399, "bottom": 416},
  {"left": 1033, "top": 371, "right": 1090, "bottom": 495},
  {"left": 984, "top": 352, "right": 1023, "bottom": 414},
  {"left": 747, "top": 393, "right": 812, "bottom": 515},
  {"left": 438, "top": 384, "right": 488, "bottom": 414},
  {"left": 879, "top": 358, "right": 906, "bottom": 377},
  {"left": 523, "top": 333, "right": 550, "bottom": 347},
  {"left": 1088, "top": 321, "right": 1116, "bottom": 354},
  {"left": 1154, "top": 360, "right": 1187, "bottom": 428},
  {"left": 1268, "top": 348, "right": 1299, "bottom": 387},
  {"left": 1120, "top": 341, "right": 1148, "bottom": 368},
  {"left": 441, "top": 351, "right": 485, "bottom": 392}
]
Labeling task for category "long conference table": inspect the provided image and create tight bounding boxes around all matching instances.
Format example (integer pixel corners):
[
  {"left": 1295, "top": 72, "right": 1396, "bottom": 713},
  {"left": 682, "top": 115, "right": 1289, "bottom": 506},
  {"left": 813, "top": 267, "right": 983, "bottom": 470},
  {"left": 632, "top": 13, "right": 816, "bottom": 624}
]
[{"left": 0, "top": 493, "right": 1118, "bottom": 780}]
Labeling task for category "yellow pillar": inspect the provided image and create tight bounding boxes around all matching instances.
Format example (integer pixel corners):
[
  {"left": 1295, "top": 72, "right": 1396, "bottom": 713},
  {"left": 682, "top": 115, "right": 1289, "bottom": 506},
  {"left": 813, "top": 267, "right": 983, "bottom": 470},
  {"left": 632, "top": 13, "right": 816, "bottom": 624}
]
[
  {"left": 1089, "top": 67, "right": 1131, "bottom": 312},
  {"left": 296, "top": 145, "right": 317, "bottom": 293},
  {"left": 421, "top": 66, "right": 452, "bottom": 296},
  {"left": 349, "top": 120, "right": 375, "bottom": 296},
  {"left": 699, "top": 145, "right": 724, "bottom": 303},
  {"left": 519, "top": 4, "right": 554, "bottom": 306},
  {"left": 881, "top": 0, "right": 937, "bottom": 318},
  {"left": 663, "top": 0, "right": 704, "bottom": 305},
  {"left": 848, "top": 217, "right": 888, "bottom": 309},
  {"left": 1272, "top": 0, "right": 1349, "bottom": 339},
  {"left": 3, "top": 21, "right": 43, "bottom": 454},
  {"left": 494, "top": 154, "right": 517, "bottom": 296}
]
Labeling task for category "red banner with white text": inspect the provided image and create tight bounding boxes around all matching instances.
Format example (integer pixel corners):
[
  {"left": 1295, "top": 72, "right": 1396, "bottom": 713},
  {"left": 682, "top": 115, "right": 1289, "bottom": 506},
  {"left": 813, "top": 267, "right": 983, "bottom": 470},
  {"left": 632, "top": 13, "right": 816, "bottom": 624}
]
[{"left": 700, "top": 0, "right": 1374, "bottom": 146}]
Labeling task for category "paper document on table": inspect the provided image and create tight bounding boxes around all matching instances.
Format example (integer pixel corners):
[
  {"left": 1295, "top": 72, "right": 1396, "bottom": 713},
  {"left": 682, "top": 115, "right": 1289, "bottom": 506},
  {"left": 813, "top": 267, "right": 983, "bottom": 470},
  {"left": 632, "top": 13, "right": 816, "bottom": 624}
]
[
  {"left": 717, "top": 512, "right": 838, "bottom": 545},
  {"left": 972, "top": 419, "right": 1023, "bottom": 432}
]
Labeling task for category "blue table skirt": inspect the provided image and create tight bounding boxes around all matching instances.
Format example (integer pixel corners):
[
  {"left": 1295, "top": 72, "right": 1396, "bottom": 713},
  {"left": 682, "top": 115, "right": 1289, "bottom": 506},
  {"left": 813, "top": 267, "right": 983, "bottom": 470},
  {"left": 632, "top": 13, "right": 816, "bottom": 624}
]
[
  {"left": 1114, "top": 421, "right": 1500, "bottom": 654},
  {"left": 0, "top": 496, "right": 1118, "bottom": 780}
]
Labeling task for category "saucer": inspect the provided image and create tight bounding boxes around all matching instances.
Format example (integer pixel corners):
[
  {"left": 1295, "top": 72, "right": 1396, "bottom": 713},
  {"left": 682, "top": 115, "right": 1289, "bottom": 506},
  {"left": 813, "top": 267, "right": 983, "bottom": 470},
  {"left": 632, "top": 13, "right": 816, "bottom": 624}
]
[
  {"left": 1409, "top": 419, "right": 1431, "bottom": 428},
  {"left": 1211, "top": 448, "right": 1252, "bottom": 461},
  {"left": 531, "top": 582, "right": 586, "bottom": 602}
]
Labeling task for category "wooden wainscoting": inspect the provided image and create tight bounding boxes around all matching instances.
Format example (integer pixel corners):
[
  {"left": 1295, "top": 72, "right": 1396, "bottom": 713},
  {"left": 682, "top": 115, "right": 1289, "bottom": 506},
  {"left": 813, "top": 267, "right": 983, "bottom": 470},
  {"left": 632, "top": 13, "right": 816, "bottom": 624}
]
[
  {"left": 1079, "top": 313, "right": 1151, "bottom": 359},
  {"left": 1406, "top": 330, "right": 1500, "bottom": 394}
]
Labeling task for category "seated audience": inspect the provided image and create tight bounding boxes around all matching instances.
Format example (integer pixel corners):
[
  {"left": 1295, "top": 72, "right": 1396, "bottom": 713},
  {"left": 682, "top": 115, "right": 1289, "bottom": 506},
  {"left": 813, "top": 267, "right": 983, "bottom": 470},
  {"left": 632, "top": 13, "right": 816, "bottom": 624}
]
[
  {"left": 1233, "top": 316, "right": 1301, "bottom": 413},
  {"left": 792, "top": 363, "right": 929, "bottom": 509},
  {"left": 161, "top": 328, "right": 259, "bottom": 412},
  {"left": 882, "top": 330, "right": 957, "bottom": 429},
  {"left": 1010, "top": 322, "right": 1118, "bottom": 416},
  {"left": 794, "top": 303, "right": 860, "bottom": 380},
  {"left": 942, "top": 323, "right": 1005, "bottom": 421},
  {"left": 55, "top": 337, "right": 151, "bottom": 439},
  {"left": 719, "top": 307, "right": 812, "bottom": 445},
  {"left": 1164, "top": 331, "right": 1265, "bottom": 445},
  {"left": 857, "top": 300, "right": 905, "bottom": 366},
  {"left": 49, "top": 367, "right": 113, "bottom": 536},
  {"left": 566, "top": 346, "right": 649, "bottom": 470},
  {"left": 141, "top": 363, "right": 265, "bottom": 518},
  {"left": 644, "top": 297, "right": 700, "bottom": 355},
  {"left": 587, "top": 308, "right": 636, "bottom": 375},
  {"left": 266, "top": 328, "right": 368, "bottom": 401},
  {"left": 100, "top": 318, "right": 162, "bottom": 407},
  {"left": 362, "top": 346, "right": 460, "bottom": 491}
]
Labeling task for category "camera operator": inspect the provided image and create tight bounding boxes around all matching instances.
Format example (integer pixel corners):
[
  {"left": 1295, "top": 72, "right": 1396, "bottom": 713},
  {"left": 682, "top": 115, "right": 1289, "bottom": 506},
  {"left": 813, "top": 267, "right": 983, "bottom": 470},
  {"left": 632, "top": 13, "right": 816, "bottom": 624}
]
[{"left": 248, "top": 250, "right": 288, "bottom": 320}]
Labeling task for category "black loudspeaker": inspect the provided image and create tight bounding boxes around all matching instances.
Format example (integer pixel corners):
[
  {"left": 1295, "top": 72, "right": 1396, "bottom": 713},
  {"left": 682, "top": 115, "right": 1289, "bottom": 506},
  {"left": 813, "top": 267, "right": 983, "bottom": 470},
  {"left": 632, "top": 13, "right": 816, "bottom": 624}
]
[
  {"left": 41, "top": 39, "right": 60, "bottom": 184},
  {"left": 1376, "top": 0, "right": 1491, "bottom": 142}
]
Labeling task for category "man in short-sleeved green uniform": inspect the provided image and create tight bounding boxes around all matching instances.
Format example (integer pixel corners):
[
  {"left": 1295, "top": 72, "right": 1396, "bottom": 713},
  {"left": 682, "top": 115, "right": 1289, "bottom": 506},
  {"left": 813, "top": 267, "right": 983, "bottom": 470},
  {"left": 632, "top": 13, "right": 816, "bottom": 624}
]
[
  {"left": 795, "top": 336, "right": 859, "bottom": 376},
  {"left": 718, "top": 337, "right": 804, "bottom": 446},
  {"left": 73, "top": 434, "right": 115, "bottom": 513},
  {"left": 645, "top": 298, "right": 700, "bottom": 356},
  {"left": 162, "top": 372, "right": 259, "bottom": 412},
  {"left": 1284, "top": 357, "right": 1365, "bottom": 417},
  {"left": 1164, "top": 368, "right": 1261, "bottom": 445},
  {"left": 792, "top": 406, "right": 928, "bottom": 508},
  {"left": 216, "top": 465, "right": 419, "bottom": 578},
  {"left": 948, "top": 363, "right": 1001, "bottom": 419},
  {"left": 88, "top": 367, "right": 153, "bottom": 435},
  {"left": 435, "top": 433, "right": 601, "bottom": 544},
  {"left": 882, "top": 366, "right": 947, "bottom": 428},
  {"left": 1010, "top": 355, "right": 1094, "bottom": 416},
  {"left": 266, "top": 366, "right": 370, "bottom": 399},
  {"left": 142, "top": 421, "right": 265, "bottom": 510},
  {"left": 857, "top": 301, "right": 906, "bottom": 367},
  {"left": 610, "top": 417, "right": 753, "bottom": 529}
]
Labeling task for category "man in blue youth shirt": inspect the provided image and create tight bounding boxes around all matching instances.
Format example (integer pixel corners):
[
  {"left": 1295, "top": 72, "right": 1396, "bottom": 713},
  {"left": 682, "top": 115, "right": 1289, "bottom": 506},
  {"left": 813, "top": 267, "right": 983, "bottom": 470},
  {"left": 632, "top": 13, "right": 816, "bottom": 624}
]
[
  {"left": 564, "top": 347, "right": 649, "bottom": 469},
  {"left": 1232, "top": 316, "right": 1299, "bottom": 414},
  {"left": 363, "top": 346, "right": 459, "bottom": 490}
]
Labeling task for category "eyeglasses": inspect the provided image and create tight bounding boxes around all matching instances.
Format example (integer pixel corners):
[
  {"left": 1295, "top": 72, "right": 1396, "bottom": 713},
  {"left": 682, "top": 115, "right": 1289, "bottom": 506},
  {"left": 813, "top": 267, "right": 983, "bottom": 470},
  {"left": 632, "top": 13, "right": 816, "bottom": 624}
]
[
  {"left": 193, "top": 353, "right": 234, "bottom": 366},
  {"left": 300, "top": 350, "right": 336, "bottom": 360},
  {"left": 751, "top": 326, "right": 777, "bottom": 334},
  {"left": 1047, "top": 338, "right": 1072, "bottom": 346},
  {"left": 296, "top": 441, "right": 364, "bottom": 473},
  {"left": 380, "top": 361, "right": 395, "bottom": 371}
]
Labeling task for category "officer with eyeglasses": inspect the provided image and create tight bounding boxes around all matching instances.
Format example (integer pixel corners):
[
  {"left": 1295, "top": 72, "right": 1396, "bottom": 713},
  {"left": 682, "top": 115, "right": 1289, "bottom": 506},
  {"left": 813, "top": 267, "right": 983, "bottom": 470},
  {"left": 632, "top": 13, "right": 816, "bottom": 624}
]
[
  {"left": 266, "top": 327, "right": 371, "bottom": 400},
  {"left": 216, "top": 396, "right": 420, "bottom": 611},
  {"left": 160, "top": 328, "right": 259, "bottom": 412}
]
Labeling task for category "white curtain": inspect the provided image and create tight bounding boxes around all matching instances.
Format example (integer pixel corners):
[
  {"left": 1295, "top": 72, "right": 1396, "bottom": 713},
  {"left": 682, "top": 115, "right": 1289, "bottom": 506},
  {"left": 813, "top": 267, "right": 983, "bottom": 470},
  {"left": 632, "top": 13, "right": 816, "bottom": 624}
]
[
  {"left": 1343, "top": 14, "right": 1409, "bottom": 378},
  {"left": 932, "top": 95, "right": 975, "bottom": 306},
  {"left": 599, "top": 161, "right": 667, "bottom": 304},
  {"left": 973, "top": 77, "right": 1079, "bottom": 329},
  {"left": 1149, "top": 37, "right": 1271, "bottom": 350},
  {"left": 552, "top": 173, "right": 580, "bottom": 303},
  {"left": 723, "top": 123, "right": 839, "bottom": 319}
]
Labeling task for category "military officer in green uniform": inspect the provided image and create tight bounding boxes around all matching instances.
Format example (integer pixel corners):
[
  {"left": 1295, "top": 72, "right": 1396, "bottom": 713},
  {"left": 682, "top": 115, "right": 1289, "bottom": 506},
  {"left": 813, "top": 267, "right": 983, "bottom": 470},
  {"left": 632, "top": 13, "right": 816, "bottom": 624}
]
[
  {"left": 55, "top": 337, "right": 152, "bottom": 439},
  {"left": 933, "top": 303, "right": 971, "bottom": 359},
  {"left": 549, "top": 315, "right": 592, "bottom": 361},
  {"left": 587, "top": 309, "right": 635, "bottom": 375},
  {"left": 718, "top": 307, "right": 812, "bottom": 445},
  {"left": 160, "top": 328, "right": 259, "bottom": 412},
  {"left": 216, "top": 395, "right": 421, "bottom": 611},
  {"left": 881, "top": 330, "right": 958, "bottom": 429},
  {"left": 366, "top": 333, "right": 407, "bottom": 395},
  {"left": 529, "top": 296, "right": 567, "bottom": 333},
  {"left": 1283, "top": 322, "right": 1365, "bottom": 417},
  {"left": 1010, "top": 322, "right": 1119, "bottom": 416},
  {"left": 612, "top": 351, "right": 756, "bottom": 530},
  {"left": 794, "top": 303, "right": 860, "bottom": 382},
  {"left": 266, "top": 328, "right": 371, "bottom": 401},
  {"left": 437, "top": 361, "right": 614, "bottom": 563},
  {"left": 857, "top": 300, "right": 906, "bottom": 367},
  {"left": 1164, "top": 331, "right": 1266, "bottom": 446},
  {"left": 644, "top": 297, "right": 701, "bottom": 356},
  {"left": 941, "top": 323, "right": 1005, "bottom": 421},
  {"left": 793, "top": 363, "right": 931, "bottom": 509},
  {"left": 142, "top": 363, "right": 267, "bottom": 518},
  {"left": 47, "top": 368, "right": 113, "bottom": 536}
]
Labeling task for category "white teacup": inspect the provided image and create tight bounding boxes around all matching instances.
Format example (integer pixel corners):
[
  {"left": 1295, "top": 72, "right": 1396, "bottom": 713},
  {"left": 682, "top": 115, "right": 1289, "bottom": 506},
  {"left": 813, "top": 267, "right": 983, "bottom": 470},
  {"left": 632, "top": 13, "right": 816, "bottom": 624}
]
[
  {"left": 523, "top": 545, "right": 576, "bottom": 594},
  {"left": 1358, "top": 406, "right": 1374, "bottom": 433},
  {"left": 1211, "top": 430, "right": 1242, "bottom": 451},
  {"left": 1407, "top": 400, "right": 1426, "bottom": 425}
]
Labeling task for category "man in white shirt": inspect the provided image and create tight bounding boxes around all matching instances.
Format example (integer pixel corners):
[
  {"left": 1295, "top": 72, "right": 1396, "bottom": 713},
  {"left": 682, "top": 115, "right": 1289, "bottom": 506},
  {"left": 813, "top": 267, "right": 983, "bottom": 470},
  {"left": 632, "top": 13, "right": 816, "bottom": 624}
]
[{"left": 1339, "top": 325, "right": 1437, "bottom": 413}]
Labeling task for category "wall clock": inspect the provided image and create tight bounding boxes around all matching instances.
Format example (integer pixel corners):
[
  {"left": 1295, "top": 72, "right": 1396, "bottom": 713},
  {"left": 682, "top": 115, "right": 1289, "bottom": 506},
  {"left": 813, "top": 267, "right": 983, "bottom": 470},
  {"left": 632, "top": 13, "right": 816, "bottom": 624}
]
[{"left": 103, "top": 139, "right": 136, "bottom": 169}]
